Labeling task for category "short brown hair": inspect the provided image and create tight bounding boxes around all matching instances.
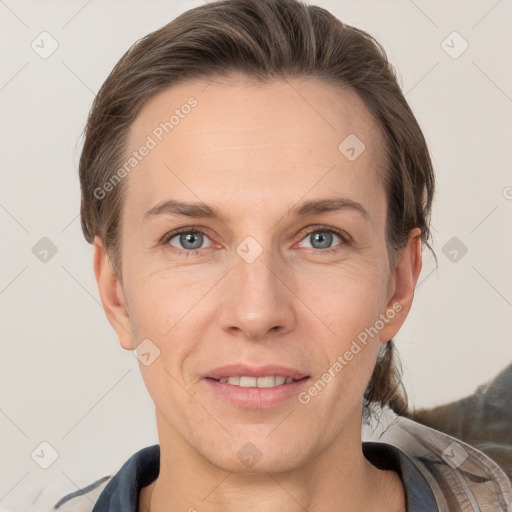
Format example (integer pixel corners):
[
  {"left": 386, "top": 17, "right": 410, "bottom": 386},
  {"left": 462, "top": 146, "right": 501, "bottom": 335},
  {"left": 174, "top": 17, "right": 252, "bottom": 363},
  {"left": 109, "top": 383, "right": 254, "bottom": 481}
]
[{"left": 79, "top": 0, "right": 435, "bottom": 418}]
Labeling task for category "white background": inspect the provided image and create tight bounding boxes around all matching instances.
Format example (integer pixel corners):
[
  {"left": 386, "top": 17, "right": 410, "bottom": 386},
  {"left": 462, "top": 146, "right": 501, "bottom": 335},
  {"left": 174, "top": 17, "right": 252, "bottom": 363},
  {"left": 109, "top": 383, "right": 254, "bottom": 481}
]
[{"left": 1, "top": 0, "right": 511, "bottom": 509}]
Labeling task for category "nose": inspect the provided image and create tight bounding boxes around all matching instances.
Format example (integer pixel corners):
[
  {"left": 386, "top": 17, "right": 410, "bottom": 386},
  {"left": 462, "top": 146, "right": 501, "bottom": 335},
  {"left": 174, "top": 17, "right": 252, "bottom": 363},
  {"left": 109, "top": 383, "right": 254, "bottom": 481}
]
[{"left": 218, "top": 249, "right": 297, "bottom": 342}]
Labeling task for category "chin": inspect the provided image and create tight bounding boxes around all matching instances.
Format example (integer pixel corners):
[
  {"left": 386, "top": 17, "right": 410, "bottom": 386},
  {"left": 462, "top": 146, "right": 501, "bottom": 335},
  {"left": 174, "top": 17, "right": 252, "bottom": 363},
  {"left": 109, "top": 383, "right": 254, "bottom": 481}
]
[{"left": 201, "top": 435, "right": 315, "bottom": 475}]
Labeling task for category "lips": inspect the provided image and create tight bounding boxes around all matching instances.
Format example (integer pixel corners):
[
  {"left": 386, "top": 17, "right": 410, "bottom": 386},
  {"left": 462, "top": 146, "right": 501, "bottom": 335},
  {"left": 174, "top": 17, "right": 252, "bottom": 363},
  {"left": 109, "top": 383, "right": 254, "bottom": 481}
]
[{"left": 202, "top": 364, "right": 310, "bottom": 408}]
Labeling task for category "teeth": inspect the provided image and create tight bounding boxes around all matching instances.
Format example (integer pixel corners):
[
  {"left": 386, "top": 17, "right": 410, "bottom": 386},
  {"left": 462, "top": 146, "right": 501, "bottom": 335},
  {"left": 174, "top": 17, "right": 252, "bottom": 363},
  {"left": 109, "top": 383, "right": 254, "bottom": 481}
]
[
  {"left": 256, "top": 376, "right": 276, "bottom": 388},
  {"left": 239, "top": 376, "right": 257, "bottom": 387},
  {"left": 218, "top": 376, "right": 297, "bottom": 388}
]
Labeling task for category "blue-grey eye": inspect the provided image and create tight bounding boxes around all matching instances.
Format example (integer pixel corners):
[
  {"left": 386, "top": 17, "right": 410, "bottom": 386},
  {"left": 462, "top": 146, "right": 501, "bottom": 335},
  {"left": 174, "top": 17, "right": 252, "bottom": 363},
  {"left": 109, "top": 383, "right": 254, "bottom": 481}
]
[
  {"left": 168, "top": 231, "right": 211, "bottom": 251},
  {"left": 301, "top": 230, "right": 341, "bottom": 250}
]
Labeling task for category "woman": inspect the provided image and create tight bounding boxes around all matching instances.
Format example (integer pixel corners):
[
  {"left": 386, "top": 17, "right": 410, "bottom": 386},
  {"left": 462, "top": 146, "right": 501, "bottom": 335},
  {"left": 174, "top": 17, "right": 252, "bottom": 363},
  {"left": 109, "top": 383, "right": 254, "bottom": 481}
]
[{"left": 55, "top": 0, "right": 511, "bottom": 510}]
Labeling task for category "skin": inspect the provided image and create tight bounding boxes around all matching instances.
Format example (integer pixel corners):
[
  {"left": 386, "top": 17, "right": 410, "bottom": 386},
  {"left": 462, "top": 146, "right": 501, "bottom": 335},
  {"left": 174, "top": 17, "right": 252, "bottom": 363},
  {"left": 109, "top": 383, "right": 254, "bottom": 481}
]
[{"left": 94, "top": 75, "right": 422, "bottom": 512}]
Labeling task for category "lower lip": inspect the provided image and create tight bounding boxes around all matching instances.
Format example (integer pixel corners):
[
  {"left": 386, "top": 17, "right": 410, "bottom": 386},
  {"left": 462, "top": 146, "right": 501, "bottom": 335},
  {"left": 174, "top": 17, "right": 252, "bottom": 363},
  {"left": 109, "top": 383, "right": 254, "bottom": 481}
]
[{"left": 203, "top": 378, "right": 310, "bottom": 409}]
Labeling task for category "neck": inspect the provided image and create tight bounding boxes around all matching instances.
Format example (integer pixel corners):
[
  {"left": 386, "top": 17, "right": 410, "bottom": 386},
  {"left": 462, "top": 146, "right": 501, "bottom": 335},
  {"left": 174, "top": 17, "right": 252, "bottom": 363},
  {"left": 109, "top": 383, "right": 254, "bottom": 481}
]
[{"left": 140, "top": 410, "right": 405, "bottom": 512}]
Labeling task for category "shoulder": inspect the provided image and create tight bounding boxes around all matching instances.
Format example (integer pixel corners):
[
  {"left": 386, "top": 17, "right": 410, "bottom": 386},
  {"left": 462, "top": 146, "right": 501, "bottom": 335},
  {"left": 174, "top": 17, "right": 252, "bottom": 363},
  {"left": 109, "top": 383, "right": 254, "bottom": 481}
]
[
  {"left": 49, "top": 444, "right": 159, "bottom": 512},
  {"left": 24, "top": 474, "right": 112, "bottom": 512},
  {"left": 52, "top": 476, "right": 112, "bottom": 512},
  {"left": 367, "top": 407, "right": 512, "bottom": 511},
  {"left": 410, "top": 362, "right": 512, "bottom": 481}
]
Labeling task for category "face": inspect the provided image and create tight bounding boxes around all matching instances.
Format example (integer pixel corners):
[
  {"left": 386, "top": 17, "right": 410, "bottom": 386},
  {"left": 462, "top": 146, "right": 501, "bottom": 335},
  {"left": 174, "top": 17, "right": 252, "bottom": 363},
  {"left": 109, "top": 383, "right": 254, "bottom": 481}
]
[{"left": 95, "top": 76, "right": 421, "bottom": 474}]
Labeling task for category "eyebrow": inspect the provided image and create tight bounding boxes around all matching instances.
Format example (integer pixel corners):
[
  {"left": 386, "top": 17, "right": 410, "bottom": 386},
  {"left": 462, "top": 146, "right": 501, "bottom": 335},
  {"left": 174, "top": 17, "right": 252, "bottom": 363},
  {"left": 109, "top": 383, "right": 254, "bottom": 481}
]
[{"left": 143, "top": 197, "right": 369, "bottom": 222}]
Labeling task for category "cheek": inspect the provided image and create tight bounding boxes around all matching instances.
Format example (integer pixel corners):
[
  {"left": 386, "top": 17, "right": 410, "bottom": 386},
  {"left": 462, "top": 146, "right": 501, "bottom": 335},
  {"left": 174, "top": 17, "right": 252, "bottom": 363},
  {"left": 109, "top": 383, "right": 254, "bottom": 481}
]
[
  {"left": 295, "top": 269, "right": 386, "bottom": 417},
  {"left": 123, "top": 259, "right": 217, "bottom": 338},
  {"left": 122, "top": 264, "right": 224, "bottom": 393},
  {"left": 293, "top": 258, "right": 389, "bottom": 398},
  {"left": 295, "top": 257, "right": 390, "bottom": 337}
]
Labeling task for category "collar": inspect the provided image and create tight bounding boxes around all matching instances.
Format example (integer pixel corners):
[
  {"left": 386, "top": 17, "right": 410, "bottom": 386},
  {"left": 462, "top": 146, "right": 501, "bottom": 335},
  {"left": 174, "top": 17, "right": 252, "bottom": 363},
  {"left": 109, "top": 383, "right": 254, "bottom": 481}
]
[{"left": 91, "top": 442, "right": 437, "bottom": 511}]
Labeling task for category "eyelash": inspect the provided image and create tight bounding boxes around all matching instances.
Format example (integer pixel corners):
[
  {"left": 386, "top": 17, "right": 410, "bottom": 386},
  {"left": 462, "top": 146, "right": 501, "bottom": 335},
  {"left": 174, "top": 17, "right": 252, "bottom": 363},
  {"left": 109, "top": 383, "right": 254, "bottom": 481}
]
[{"left": 160, "top": 225, "right": 351, "bottom": 257}]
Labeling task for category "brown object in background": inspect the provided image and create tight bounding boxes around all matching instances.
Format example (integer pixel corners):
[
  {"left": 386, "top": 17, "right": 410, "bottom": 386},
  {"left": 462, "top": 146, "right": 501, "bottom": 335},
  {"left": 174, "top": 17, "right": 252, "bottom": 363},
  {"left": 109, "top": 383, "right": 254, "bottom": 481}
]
[{"left": 410, "top": 363, "right": 512, "bottom": 482}]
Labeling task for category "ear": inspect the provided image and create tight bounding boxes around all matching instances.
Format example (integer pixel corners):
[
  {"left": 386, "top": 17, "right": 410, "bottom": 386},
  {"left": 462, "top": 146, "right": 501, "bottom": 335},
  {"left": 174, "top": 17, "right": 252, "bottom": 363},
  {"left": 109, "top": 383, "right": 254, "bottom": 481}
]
[
  {"left": 93, "top": 236, "right": 134, "bottom": 350},
  {"left": 379, "top": 227, "right": 423, "bottom": 343}
]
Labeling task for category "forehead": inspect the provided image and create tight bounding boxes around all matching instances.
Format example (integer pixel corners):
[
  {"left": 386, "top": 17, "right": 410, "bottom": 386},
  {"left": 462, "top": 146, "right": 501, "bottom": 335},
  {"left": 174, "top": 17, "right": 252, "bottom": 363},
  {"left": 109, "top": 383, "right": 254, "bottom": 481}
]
[
  {"left": 123, "top": 76, "right": 387, "bottom": 221},
  {"left": 128, "top": 76, "right": 382, "bottom": 152}
]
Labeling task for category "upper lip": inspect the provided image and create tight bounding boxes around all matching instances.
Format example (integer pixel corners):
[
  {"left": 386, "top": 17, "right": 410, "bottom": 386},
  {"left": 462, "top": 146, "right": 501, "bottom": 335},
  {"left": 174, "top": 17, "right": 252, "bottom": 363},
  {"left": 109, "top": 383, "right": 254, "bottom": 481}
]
[{"left": 204, "top": 364, "right": 309, "bottom": 380}]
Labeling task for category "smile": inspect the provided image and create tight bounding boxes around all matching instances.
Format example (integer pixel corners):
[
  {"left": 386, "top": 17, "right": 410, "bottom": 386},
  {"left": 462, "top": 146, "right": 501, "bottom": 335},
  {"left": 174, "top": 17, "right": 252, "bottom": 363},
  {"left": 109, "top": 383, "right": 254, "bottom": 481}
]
[{"left": 214, "top": 376, "right": 304, "bottom": 387}]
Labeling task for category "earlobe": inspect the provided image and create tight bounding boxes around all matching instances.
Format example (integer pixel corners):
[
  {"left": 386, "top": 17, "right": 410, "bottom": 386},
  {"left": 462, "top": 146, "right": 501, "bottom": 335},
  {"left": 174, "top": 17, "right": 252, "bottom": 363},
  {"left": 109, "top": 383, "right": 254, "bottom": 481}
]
[
  {"left": 379, "top": 228, "right": 423, "bottom": 343},
  {"left": 93, "top": 236, "right": 134, "bottom": 350}
]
